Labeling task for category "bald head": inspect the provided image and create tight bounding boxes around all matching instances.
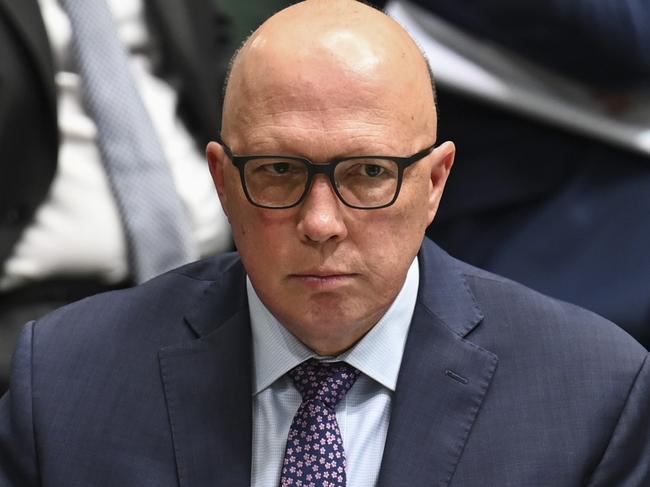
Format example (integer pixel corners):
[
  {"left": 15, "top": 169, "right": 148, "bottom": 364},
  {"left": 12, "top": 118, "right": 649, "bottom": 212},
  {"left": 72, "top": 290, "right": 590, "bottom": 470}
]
[{"left": 221, "top": 0, "right": 436, "bottom": 149}]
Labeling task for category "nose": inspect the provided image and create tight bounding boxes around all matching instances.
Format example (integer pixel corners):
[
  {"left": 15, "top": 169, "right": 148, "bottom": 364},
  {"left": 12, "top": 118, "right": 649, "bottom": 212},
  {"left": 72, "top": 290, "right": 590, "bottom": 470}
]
[{"left": 296, "top": 175, "right": 348, "bottom": 244}]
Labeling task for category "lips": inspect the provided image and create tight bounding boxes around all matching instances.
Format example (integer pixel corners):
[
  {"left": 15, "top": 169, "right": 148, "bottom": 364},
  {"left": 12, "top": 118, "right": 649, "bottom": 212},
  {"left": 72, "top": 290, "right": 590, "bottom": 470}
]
[
  {"left": 295, "top": 269, "right": 353, "bottom": 278},
  {"left": 288, "top": 270, "right": 358, "bottom": 289}
]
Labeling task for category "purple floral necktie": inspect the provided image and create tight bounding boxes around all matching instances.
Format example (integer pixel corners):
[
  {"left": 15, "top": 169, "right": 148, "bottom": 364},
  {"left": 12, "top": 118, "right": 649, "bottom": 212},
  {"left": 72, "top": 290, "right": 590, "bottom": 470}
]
[{"left": 280, "top": 359, "right": 361, "bottom": 487}]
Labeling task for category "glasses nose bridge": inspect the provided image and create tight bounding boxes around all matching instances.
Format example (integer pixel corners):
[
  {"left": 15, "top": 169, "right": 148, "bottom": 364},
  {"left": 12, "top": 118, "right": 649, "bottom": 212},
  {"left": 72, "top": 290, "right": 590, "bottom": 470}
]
[{"left": 304, "top": 160, "right": 339, "bottom": 198}]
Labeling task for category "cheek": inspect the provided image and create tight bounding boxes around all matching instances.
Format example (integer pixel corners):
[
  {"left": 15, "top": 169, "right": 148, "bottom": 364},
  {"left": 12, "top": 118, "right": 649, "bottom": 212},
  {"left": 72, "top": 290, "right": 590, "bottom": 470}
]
[
  {"left": 230, "top": 204, "right": 296, "bottom": 268},
  {"left": 354, "top": 210, "right": 423, "bottom": 279},
  {"left": 400, "top": 174, "right": 435, "bottom": 234},
  {"left": 372, "top": 194, "right": 429, "bottom": 248},
  {"left": 354, "top": 185, "right": 429, "bottom": 279}
]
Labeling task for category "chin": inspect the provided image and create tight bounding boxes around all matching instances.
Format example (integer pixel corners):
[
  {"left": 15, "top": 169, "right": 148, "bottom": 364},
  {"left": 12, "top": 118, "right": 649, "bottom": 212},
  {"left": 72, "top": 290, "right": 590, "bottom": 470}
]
[{"left": 286, "top": 307, "right": 371, "bottom": 352}]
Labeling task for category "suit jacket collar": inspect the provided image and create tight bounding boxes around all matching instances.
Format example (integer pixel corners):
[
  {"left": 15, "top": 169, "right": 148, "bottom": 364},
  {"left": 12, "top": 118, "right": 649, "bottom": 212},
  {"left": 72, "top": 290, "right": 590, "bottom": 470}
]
[
  {"left": 183, "top": 257, "right": 248, "bottom": 338},
  {"left": 180, "top": 240, "right": 483, "bottom": 341},
  {"left": 377, "top": 239, "right": 497, "bottom": 486},
  {"left": 415, "top": 238, "right": 484, "bottom": 337},
  {"left": 159, "top": 257, "right": 252, "bottom": 487},
  {"left": 160, "top": 240, "right": 498, "bottom": 486}
]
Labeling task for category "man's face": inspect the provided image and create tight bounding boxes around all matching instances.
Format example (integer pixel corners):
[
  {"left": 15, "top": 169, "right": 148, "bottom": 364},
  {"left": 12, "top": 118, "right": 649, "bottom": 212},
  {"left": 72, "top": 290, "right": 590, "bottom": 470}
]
[{"left": 208, "top": 20, "right": 454, "bottom": 355}]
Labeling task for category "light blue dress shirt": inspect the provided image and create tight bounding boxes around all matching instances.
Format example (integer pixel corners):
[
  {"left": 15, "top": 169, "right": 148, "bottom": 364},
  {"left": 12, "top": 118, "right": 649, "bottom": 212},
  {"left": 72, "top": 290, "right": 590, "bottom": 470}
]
[{"left": 249, "top": 257, "right": 419, "bottom": 487}]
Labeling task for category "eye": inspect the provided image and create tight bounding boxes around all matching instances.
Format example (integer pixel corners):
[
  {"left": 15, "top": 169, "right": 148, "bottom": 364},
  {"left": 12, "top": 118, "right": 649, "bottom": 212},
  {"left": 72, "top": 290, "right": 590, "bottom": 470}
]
[
  {"left": 254, "top": 161, "right": 299, "bottom": 176},
  {"left": 268, "top": 162, "right": 291, "bottom": 174},
  {"left": 335, "top": 159, "right": 397, "bottom": 182},
  {"left": 363, "top": 164, "right": 384, "bottom": 177}
]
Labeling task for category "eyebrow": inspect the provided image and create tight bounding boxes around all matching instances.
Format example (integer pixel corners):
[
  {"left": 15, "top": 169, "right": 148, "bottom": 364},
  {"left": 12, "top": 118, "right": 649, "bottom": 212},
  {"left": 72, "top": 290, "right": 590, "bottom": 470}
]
[{"left": 218, "top": 135, "right": 403, "bottom": 161}]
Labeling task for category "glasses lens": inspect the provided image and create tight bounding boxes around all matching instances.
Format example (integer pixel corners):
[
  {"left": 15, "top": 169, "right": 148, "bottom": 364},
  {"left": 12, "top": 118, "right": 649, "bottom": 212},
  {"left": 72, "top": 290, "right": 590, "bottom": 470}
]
[
  {"left": 244, "top": 158, "right": 308, "bottom": 207},
  {"left": 334, "top": 158, "right": 399, "bottom": 208}
]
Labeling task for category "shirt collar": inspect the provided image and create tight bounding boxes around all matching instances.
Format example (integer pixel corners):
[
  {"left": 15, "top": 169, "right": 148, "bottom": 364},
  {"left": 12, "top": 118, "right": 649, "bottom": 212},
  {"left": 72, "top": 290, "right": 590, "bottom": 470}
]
[{"left": 249, "top": 257, "right": 419, "bottom": 394}]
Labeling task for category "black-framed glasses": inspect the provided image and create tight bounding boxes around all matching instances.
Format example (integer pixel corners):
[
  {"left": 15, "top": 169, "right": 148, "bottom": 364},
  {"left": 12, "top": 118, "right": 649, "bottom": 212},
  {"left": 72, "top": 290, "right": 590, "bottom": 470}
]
[{"left": 218, "top": 138, "right": 436, "bottom": 210}]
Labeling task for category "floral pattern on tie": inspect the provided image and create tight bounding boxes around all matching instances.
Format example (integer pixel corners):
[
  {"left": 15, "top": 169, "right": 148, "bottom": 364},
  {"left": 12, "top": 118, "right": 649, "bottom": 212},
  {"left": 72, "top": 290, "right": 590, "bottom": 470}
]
[{"left": 280, "top": 359, "right": 361, "bottom": 487}]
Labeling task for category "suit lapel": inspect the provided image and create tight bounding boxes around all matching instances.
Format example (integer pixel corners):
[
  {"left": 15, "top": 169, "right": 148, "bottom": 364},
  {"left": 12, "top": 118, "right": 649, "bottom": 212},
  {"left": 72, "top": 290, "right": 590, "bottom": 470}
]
[
  {"left": 0, "top": 0, "right": 56, "bottom": 114},
  {"left": 377, "top": 241, "right": 499, "bottom": 487},
  {"left": 159, "top": 260, "right": 253, "bottom": 487}
]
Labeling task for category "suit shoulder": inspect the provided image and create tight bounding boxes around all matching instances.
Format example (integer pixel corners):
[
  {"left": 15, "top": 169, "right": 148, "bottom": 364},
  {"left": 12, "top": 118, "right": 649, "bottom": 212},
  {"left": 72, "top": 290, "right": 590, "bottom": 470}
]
[
  {"left": 456, "top": 258, "right": 647, "bottom": 364},
  {"left": 30, "top": 252, "right": 244, "bottom": 356}
]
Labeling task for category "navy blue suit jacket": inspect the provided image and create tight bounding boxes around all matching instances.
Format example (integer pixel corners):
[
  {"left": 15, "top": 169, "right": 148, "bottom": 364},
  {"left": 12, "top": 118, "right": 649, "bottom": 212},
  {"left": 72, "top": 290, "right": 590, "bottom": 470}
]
[{"left": 1, "top": 240, "right": 649, "bottom": 485}]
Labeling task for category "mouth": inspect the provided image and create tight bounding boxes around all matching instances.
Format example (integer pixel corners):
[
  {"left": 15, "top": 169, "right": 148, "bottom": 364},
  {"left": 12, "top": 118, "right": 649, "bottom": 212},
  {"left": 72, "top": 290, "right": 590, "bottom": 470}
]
[{"left": 288, "top": 271, "right": 359, "bottom": 289}]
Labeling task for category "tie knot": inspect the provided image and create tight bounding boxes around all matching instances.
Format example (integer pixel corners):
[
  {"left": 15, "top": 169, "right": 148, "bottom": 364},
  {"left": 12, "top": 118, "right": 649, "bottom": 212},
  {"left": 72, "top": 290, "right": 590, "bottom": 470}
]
[{"left": 289, "top": 359, "right": 360, "bottom": 407}]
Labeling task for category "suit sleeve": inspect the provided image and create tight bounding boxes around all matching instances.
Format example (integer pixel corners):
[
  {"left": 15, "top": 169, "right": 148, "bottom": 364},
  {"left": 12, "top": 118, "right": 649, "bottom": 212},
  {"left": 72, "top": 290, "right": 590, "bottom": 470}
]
[
  {"left": 406, "top": 0, "right": 650, "bottom": 89},
  {"left": 586, "top": 353, "right": 650, "bottom": 486},
  {"left": 0, "top": 322, "right": 40, "bottom": 486}
]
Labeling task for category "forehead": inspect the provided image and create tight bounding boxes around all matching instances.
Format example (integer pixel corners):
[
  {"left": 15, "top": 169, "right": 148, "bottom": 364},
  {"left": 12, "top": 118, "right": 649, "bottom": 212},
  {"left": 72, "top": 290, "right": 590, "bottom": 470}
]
[
  {"left": 246, "top": 89, "right": 402, "bottom": 153},
  {"left": 222, "top": 15, "right": 435, "bottom": 156},
  {"left": 228, "top": 69, "right": 430, "bottom": 156}
]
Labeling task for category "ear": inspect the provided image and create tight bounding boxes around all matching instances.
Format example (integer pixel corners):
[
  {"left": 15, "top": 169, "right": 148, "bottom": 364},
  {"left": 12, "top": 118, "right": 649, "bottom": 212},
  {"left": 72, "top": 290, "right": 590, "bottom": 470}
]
[
  {"left": 426, "top": 141, "right": 455, "bottom": 224},
  {"left": 206, "top": 141, "right": 230, "bottom": 218}
]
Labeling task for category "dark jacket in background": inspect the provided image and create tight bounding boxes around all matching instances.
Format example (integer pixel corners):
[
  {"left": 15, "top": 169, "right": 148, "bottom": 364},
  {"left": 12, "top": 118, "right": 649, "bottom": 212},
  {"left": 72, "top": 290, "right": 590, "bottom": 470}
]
[
  {"left": 0, "top": 0, "right": 231, "bottom": 266},
  {"left": 408, "top": 0, "right": 650, "bottom": 345}
]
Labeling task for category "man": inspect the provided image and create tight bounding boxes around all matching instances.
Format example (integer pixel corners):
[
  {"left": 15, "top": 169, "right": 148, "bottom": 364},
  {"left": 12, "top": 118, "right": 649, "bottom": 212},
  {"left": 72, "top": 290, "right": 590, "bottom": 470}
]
[
  {"left": 1, "top": 1, "right": 649, "bottom": 485},
  {"left": 0, "top": 0, "right": 233, "bottom": 390}
]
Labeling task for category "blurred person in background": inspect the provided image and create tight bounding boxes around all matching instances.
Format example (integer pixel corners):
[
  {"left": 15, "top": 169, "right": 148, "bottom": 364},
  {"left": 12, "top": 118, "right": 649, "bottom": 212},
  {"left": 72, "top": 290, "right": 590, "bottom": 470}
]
[
  {"left": 0, "top": 0, "right": 234, "bottom": 392},
  {"left": 387, "top": 0, "right": 650, "bottom": 347}
]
